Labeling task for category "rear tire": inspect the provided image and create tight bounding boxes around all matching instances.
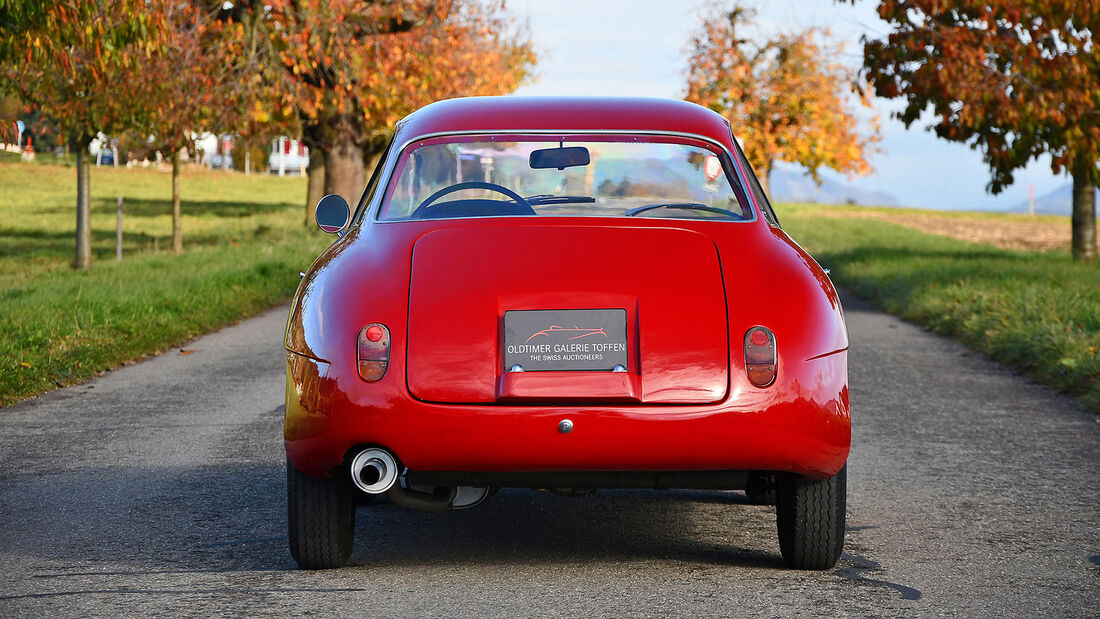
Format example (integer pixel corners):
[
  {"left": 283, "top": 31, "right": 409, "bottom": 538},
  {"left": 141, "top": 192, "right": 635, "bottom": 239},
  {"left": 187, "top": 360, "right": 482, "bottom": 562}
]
[
  {"left": 287, "top": 456, "right": 355, "bottom": 569},
  {"left": 776, "top": 465, "right": 846, "bottom": 570}
]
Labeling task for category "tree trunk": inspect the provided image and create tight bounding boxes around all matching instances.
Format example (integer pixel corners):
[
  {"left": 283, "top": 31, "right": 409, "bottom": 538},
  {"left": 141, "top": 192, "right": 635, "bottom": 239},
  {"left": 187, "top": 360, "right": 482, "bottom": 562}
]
[
  {"left": 1071, "top": 161, "right": 1096, "bottom": 262},
  {"left": 365, "top": 150, "right": 383, "bottom": 182},
  {"left": 74, "top": 139, "right": 92, "bottom": 270},
  {"left": 303, "top": 124, "right": 325, "bottom": 227},
  {"left": 756, "top": 161, "right": 772, "bottom": 202},
  {"left": 322, "top": 114, "right": 365, "bottom": 205},
  {"left": 172, "top": 150, "right": 182, "bottom": 254},
  {"left": 306, "top": 153, "right": 326, "bottom": 226}
]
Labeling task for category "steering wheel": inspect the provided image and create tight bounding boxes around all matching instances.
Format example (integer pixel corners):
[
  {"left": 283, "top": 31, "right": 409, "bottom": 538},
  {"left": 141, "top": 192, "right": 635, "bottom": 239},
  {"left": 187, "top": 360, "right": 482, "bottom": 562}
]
[{"left": 412, "top": 181, "right": 533, "bottom": 217}]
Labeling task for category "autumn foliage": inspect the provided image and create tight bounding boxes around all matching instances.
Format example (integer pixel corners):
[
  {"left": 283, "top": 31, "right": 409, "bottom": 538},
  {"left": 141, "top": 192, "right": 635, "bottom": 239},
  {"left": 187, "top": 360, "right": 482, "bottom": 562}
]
[
  {"left": 220, "top": 0, "right": 536, "bottom": 210},
  {"left": 685, "top": 5, "right": 879, "bottom": 197},
  {"left": 859, "top": 0, "right": 1098, "bottom": 261},
  {"left": 131, "top": 3, "right": 298, "bottom": 254},
  {"left": 0, "top": 0, "right": 535, "bottom": 265},
  {"left": 0, "top": 1, "right": 168, "bottom": 268},
  {"left": 0, "top": 3, "right": 168, "bottom": 149}
]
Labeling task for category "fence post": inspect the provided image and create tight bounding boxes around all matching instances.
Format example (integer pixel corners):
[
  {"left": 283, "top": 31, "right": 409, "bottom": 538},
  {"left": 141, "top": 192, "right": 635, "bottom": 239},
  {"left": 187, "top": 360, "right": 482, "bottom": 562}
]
[{"left": 116, "top": 197, "right": 123, "bottom": 261}]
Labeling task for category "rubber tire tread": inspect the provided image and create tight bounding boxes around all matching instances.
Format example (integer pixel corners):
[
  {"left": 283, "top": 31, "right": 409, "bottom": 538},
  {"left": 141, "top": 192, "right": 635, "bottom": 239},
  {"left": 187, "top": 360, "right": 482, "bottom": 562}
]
[
  {"left": 287, "top": 457, "right": 355, "bottom": 570},
  {"left": 776, "top": 465, "right": 846, "bottom": 570}
]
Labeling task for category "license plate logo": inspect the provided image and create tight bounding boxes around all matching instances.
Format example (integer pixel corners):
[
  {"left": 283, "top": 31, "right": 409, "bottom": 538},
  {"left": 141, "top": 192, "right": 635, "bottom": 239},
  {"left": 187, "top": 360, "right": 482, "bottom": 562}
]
[{"left": 504, "top": 309, "right": 628, "bottom": 372}]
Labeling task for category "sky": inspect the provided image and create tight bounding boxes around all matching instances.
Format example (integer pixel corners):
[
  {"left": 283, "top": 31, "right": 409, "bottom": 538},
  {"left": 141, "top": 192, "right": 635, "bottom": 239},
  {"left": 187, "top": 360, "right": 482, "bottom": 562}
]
[{"left": 506, "top": 0, "right": 1068, "bottom": 211}]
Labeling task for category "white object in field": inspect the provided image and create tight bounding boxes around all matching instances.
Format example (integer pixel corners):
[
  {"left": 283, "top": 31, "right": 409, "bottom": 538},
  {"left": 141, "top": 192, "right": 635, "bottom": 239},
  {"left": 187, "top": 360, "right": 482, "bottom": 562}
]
[
  {"left": 194, "top": 132, "right": 218, "bottom": 165},
  {"left": 278, "top": 137, "right": 285, "bottom": 176},
  {"left": 269, "top": 137, "right": 309, "bottom": 176}
]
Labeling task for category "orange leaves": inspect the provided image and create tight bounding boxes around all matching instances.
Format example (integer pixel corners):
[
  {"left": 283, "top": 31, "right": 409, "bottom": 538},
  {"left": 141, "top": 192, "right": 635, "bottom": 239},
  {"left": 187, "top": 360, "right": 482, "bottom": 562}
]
[
  {"left": 254, "top": 0, "right": 532, "bottom": 145},
  {"left": 685, "top": 5, "right": 878, "bottom": 184},
  {"left": 863, "top": 0, "right": 1100, "bottom": 194},
  {"left": 1, "top": 0, "right": 174, "bottom": 143}
]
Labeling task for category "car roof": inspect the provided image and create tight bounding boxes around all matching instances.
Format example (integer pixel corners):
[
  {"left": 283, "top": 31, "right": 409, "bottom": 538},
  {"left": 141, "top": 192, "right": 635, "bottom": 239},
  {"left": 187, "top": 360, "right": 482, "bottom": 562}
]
[{"left": 395, "top": 97, "right": 735, "bottom": 146}]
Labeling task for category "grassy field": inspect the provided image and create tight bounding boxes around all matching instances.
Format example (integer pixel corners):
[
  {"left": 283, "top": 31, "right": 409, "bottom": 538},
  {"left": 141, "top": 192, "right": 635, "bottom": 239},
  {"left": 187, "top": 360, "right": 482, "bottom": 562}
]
[
  {"left": 2, "top": 158, "right": 1097, "bottom": 413},
  {"left": 778, "top": 203, "right": 1100, "bottom": 413},
  {"left": 0, "top": 154, "right": 326, "bottom": 407}
]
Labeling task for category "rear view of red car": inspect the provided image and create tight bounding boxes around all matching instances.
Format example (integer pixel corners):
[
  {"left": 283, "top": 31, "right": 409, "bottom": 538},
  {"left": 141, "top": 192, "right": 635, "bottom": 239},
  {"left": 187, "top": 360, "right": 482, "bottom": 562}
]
[{"left": 284, "top": 97, "right": 850, "bottom": 570}]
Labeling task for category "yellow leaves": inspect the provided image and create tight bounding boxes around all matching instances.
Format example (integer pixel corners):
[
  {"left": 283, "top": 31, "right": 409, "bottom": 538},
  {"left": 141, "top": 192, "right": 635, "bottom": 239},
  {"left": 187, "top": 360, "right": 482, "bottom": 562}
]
[
  {"left": 252, "top": 101, "right": 270, "bottom": 124},
  {"left": 214, "top": 0, "right": 536, "bottom": 133},
  {"left": 685, "top": 8, "right": 878, "bottom": 178}
]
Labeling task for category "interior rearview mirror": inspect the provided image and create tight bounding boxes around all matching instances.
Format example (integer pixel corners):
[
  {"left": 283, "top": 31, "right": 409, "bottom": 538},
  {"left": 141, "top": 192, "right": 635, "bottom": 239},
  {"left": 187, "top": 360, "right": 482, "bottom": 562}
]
[
  {"left": 529, "top": 146, "right": 590, "bottom": 170},
  {"left": 316, "top": 194, "right": 350, "bottom": 234}
]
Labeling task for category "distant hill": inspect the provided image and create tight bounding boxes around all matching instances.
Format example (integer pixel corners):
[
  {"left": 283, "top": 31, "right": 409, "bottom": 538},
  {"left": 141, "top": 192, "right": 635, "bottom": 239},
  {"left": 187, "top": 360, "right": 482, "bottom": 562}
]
[
  {"left": 1007, "top": 183, "right": 1099, "bottom": 216},
  {"left": 768, "top": 167, "right": 899, "bottom": 206}
]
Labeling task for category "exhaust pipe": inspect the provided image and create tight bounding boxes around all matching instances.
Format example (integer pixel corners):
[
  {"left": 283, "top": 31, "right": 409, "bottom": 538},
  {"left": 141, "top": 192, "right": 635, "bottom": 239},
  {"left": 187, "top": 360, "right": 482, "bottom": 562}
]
[
  {"left": 348, "top": 447, "right": 472, "bottom": 512},
  {"left": 386, "top": 483, "right": 456, "bottom": 512},
  {"left": 349, "top": 448, "right": 398, "bottom": 494}
]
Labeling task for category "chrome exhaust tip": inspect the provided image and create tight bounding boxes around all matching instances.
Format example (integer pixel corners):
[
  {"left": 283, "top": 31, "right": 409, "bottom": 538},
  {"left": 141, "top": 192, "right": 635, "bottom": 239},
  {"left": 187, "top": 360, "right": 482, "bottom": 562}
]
[{"left": 349, "top": 448, "right": 398, "bottom": 494}]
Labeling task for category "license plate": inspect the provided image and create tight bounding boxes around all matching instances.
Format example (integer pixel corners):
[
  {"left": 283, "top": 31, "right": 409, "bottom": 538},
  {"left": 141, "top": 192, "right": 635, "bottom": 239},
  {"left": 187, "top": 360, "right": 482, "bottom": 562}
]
[{"left": 503, "top": 309, "right": 628, "bottom": 372}]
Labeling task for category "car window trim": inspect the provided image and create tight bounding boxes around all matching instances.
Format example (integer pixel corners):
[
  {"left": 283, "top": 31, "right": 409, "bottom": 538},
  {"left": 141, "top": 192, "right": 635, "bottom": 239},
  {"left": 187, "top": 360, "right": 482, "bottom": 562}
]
[
  {"left": 350, "top": 135, "right": 395, "bottom": 228},
  {"left": 357, "top": 129, "right": 759, "bottom": 226},
  {"left": 728, "top": 133, "right": 781, "bottom": 228}
]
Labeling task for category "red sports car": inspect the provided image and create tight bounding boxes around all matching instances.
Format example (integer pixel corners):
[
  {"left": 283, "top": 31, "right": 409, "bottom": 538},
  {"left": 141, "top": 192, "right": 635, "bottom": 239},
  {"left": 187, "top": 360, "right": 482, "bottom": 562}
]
[{"left": 284, "top": 97, "right": 850, "bottom": 570}]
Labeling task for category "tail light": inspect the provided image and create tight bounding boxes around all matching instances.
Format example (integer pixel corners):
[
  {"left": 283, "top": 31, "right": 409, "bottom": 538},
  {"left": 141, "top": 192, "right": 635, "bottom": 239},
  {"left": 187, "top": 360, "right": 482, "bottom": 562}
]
[
  {"left": 744, "top": 326, "right": 776, "bottom": 387},
  {"left": 358, "top": 323, "right": 390, "bottom": 382}
]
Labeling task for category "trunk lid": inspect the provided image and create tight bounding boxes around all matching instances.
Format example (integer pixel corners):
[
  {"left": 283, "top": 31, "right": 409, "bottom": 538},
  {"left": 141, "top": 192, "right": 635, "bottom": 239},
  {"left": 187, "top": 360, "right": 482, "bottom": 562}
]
[{"left": 406, "top": 225, "right": 729, "bottom": 404}]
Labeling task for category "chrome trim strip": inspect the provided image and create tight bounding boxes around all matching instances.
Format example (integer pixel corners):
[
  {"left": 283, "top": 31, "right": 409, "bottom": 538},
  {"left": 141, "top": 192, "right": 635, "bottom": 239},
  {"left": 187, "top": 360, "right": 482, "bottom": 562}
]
[
  {"left": 359, "top": 129, "right": 759, "bottom": 225},
  {"left": 725, "top": 129, "right": 762, "bottom": 218}
]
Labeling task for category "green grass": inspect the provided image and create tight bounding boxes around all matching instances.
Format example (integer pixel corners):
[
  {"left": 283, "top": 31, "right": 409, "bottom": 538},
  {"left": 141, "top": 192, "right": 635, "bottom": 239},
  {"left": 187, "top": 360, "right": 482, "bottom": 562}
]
[
  {"left": 1, "top": 158, "right": 327, "bottom": 407},
  {"left": 778, "top": 203, "right": 1100, "bottom": 413},
  {"left": 0, "top": 148, "right": 76, "bottom": 167},
  {"left": 3, "top": 160, "right": 1096, "bottom": 414},
  {"left": 798, "top": 201, "right": 1070, "bottom": 224}
]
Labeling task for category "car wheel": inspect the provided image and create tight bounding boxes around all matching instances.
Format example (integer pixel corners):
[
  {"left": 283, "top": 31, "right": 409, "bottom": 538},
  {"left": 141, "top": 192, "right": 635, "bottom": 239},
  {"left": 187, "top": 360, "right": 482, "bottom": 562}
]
[
  {"left": 287, "top": 456, "right": 355, "bottom": 569},
  {"left": 775, "top": 465, "right": 846, "bottom": 570},
  {"left": 745, "top": 471, "right": 776, "bottom": 505}
]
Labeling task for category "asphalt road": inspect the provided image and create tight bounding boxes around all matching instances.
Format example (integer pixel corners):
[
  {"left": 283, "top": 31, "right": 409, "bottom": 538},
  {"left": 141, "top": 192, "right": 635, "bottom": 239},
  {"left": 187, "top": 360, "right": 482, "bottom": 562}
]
[{"left": 0, "top": 295, "right": 1096, "bottom": 617}]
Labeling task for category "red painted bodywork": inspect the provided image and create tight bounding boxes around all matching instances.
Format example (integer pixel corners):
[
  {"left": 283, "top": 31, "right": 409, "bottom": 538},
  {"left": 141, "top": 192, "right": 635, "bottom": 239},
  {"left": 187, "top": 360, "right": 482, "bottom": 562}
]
[
  {"left": 284, "top": 97, "right": 850, "bottom": 481},
  {"left": 407, "top": 226, "right": 729, "bottom": 404}
]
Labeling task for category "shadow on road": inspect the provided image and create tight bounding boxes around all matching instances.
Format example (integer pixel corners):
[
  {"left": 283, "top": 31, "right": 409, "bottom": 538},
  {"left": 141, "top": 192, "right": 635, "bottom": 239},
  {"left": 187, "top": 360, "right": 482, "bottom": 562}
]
[
  {"left": 348, "top": 488, "right": 783, "bottom": 571},
  {"left": 0, "top": 462, "right": 788, "bottom": 575}
]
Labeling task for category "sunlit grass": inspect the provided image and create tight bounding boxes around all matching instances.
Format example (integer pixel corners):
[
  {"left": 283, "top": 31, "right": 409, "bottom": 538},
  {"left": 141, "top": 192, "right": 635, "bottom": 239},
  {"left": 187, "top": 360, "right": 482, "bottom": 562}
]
[
  {"left": 1, "top": 158, "right": 326, "bottom": 407},
  {"left": 776, "top": 201, "right": 1070, "bottom": 224},
  {"left": 778, "top": 203, "right": 1100, "bottom": 412},
  {"left": 3, "top": 162, "right": 1095, "bottom": 414}
]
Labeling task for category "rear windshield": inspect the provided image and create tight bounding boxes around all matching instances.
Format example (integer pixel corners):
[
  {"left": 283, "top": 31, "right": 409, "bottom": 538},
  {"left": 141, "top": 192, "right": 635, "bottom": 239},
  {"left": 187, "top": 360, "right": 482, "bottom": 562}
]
[{"left": 375, "top": 135, "right": 754, "bottom": 222}]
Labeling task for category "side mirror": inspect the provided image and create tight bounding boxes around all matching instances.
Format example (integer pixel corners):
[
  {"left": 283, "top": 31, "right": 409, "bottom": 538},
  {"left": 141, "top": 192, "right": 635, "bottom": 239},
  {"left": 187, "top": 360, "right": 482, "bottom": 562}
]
[{"left": 316, "top": 194, "right": 350, "bottom": 234}]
